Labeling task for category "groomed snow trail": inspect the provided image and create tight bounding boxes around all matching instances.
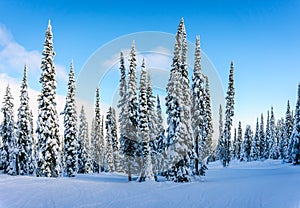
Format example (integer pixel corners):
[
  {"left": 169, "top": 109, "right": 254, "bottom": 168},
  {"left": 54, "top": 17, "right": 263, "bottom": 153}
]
[{"left": 0, "top": 160, "right": 299, "bottom": 208}]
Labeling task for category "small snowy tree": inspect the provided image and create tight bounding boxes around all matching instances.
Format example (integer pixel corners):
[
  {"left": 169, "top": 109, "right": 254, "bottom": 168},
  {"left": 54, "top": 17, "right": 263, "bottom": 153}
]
[
  {"left": 138, "top": 60, "right": 154, "bottom": 181},
  {"left": 223, "top": 61, "right": 235, "bottom": 167},
  {"left": 105, "top": 108, "right": 115, "bottom": 172},
  {"left": 17, "top": 65, "right": 35, "bottom": 175},
  {"left": 236, "top": 121, "right": 243, "bottom": 160},
  {"left": 62, "top": 61, "right": 78, "bottom": 177},
  {"left": 290, "top": 83, "right": 300, "bottom": 165},
  {"left": 1, "top": 85, "right": 17, "bottom": 175},
  {"left": 241, "top": 125, "right": 253, "bottom": 162},
  {"left": 78, "top": 106, "right": 92, "bottom": 173},
  {"left": 217, "top": 105, "right": 224, "bottom": 161},
  {"left": 250, "top": 118, "right": 260, "bottom": 161},
  {"left": 105, "top": 107, "right": 119, "bottom": 172},
  {"left": 36, "top": 21, "right": 61, "bottom": 177}
]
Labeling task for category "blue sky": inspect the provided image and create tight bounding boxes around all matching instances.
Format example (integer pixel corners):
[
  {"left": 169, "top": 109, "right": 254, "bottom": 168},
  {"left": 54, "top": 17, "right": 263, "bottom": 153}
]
[{"left": 0, "top": 0, "right": 300, "bottom": 134}]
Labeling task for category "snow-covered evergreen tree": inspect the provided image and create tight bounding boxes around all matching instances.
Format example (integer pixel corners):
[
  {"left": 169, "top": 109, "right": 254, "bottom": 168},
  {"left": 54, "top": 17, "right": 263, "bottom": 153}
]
[
  {"left": 122, "top": 42, "right": 139, "bottom": 181},
  {"left": 290, "top": 83, "right": 300, "bottom": 165},
  {"left": 78, "top": 106, "right": 92, "bottom": 173},
  {"left": 269, "top": 107, "right": 279, "bottom": 159},
  {"left": 138, "top": 60, "right": 154, "bottom": 181},
  {"left": 264, "top": 111, "right": 271, "bottom": 159},
  {"left": 17, "top": 65, "right": 35, "bottom": 175},
  {"left": 165, "top": 19, "right": 193, "bottom": 182},
  {"left": 105, "top": 107, "right": 119, "bottom": 172},
  {"left": 36, "top": 21, "right": 61, "bottom": 177},
  {"left": 1, "top": 85, "right": 17, "bottom": 175},
  {"left": 231, "top": 128, "right": 237, "bottom": 159},
  {"left": 241, "top": 125, "right": 252, "bottom": 162},
  {"left": 155, "top": 95, "right": 166, "bottom": 175},
  {"left": 191, "top": 36, "right": 206, "bottom": 175},
  {"left": 223, "top": 61, "right": 235, "bottom": 167},
  {"left": 146, "top": 71, "right": 160, "bottom": 179},
  {"left": 105, "top": 107, "right": 115, "bottom": 172},
  {"left": 117, "top": 51, "right": 129, "bottom": 174},
  {"left": 277, "top": 118, "right": 285, "bottom": 160},
  {"left": 204, "top": 76, "right": 214, "bottom": 159},
  {"left": 217, "top": 105, "right": 224, "bottom": 161},
  {"left": 156, "top": 95, "right": 166, "bottom": 153},
  {"left": 236, "top": 121, "right": 243, "bottom": 160},
  {"left": 285, "top": 100, "right": 294, "bottom": 160},
  {"left": 62, "top": 61, "right": 78, "bottom": 177},
  {"left": 259, "top": 114, "right": 266, "bottom": 160},
  {"left": 250, "top": 118, "right": 260, "bottom": 161},
  {"left": 91, "top": 88, "right": 102, "bottom": 173}
]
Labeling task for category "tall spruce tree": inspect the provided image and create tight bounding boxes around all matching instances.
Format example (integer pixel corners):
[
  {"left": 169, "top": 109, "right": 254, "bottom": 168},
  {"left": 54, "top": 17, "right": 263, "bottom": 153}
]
[
  {"left": 138, "top": 60, "right": 154, "bottom": 181},
  {"left": 165, "top": 19, "right": 193, "bottom": 182},
  {"left": 91, "top": 88, "right": 102, "bottom": 172},
  {"left": 191, "top": 36, "right": 206, "bottom": 175},
  {"left": 285, "top": 100, "right": 294, "bottom": 160},
  {"left": 63, "top": 61, "right": 78, "bottom": 177},
  {"left": 269, "top": 107, "right": 279, "bottom": 159},
  {"left": 204, "top": 76, "right": 214, "bottom": 159},
  {"left": 259, "top": 114, "right": 266, "bottom": 160},
  {"left": 250, "top": 118, "right": 260, "bottom": 160},
  {"left": 146, "top": 71, "right": 160, "bottom": 179},
  {"left": 290, "top": 83, "right": 300, "bottom": 165},
  {"left": 17, "top": 65, "right": 34, "bottom": 175},
  {"left": 223, "top": 61, "right": 235, "bottom": 167},
  {"left": 117, "top": 51, "right": 129, "bottom": 174},
  {"left": 36, "top": 21, "right": 61, "bottom": 177},
  {"left": 122, "top": 42, "right": 139, "bottom": 181},
  {"left": 264, "top": 111, "right": 271, "bottom": 159},
  {"left": 1, "top": 85, "right": 17, "bottom": 175},
  {"left": 217, "top": 105, "right": 224, "bottom": 161},
  {"left": 78, "top": 106, "right": 92, "bottom": 173}
]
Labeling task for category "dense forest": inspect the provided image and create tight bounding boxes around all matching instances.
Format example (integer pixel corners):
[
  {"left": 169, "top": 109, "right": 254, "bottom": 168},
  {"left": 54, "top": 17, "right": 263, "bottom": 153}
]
[{"left": 0, "top": 19, "right": 299, "bottom": 183}]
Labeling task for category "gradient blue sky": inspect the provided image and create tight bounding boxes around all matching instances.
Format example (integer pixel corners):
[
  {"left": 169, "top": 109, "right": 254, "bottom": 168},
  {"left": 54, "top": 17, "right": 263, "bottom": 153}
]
[{"left": 0, "top": 0, "right": 300, "bottom": 131}]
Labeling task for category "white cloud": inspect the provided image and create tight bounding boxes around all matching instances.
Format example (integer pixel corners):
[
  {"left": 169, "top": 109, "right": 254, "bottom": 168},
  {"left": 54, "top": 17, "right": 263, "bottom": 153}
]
[{"left": 0, "top": 24, "right": 68, "bottom": 91}]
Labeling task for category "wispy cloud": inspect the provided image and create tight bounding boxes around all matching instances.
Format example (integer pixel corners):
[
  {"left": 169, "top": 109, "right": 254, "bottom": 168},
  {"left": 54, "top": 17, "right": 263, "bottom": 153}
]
[{"left": 0, "top": 24, "right": 68, "bottom": 91}]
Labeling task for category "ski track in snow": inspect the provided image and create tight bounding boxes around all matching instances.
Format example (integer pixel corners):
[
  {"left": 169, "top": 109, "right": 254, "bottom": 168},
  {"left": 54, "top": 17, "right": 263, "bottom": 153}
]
[{"left": 0, "top": 160, "right": 300, "bottom": 208}]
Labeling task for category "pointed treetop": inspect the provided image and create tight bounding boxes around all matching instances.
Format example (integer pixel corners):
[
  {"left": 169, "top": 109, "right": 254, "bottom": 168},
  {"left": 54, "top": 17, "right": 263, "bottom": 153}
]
[
  {"left": 70, "top": 60, "right": 74, "bottom": 73},
  {"left": 132, "top": 40, "right": 135, "bottom": 48},
  {"left": 157, "top": 95, "right": 160, "bottom": 104},
  {"left": 230, "top": 60, "right": 234, "bottom": 68},
  {"left": 48, "top": 19, "right": 52, "bottom": 30},
  {"left": 141, "top": 58, "right": 145, "bottom": 69},
  {"left": 180, "top": 17, "right": 184, "bottom": 23},
  {"left": 23, "top": 64, "right": 27, "bottom": 80}
]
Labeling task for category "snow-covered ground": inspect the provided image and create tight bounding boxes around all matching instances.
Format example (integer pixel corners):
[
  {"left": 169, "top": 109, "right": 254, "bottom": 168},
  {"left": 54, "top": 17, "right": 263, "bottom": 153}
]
[{"left": 0, "top": 160, "right": 299, "bottom": 208}]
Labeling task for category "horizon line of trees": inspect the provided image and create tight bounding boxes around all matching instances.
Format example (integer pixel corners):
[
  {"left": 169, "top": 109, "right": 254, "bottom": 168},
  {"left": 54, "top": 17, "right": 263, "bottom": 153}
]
[{"left": 0, "top": 19, "right": 299, "bottom": 183}]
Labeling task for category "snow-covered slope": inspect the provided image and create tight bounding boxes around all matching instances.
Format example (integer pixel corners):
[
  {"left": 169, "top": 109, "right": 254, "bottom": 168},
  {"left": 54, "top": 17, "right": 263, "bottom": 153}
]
[{"left": 0, "top": 160, "right": 299, "bottom": 208}]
